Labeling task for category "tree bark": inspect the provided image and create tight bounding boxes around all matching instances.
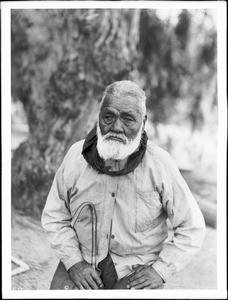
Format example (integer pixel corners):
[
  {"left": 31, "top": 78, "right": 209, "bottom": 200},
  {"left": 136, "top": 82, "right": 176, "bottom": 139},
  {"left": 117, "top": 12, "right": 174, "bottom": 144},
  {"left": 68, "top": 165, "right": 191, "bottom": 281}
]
[{"left": 11, "top": 9, "right": 140, "bottom": 217}]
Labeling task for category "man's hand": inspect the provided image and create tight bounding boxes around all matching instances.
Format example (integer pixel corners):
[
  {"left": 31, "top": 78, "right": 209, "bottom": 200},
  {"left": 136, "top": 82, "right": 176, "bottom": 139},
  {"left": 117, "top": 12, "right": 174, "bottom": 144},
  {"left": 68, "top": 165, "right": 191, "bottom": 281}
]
[
  {"left": 69, "top": 261, "right": 103, "bottom": 290},
  {"left": 127, "top": 264, "right": 164, "bottom": 289}
]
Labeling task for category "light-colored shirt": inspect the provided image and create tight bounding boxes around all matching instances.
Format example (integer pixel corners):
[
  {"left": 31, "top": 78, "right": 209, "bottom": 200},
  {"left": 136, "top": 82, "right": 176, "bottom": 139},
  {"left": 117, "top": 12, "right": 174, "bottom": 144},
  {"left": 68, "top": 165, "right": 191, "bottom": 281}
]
[{"left": 41, "top": 139, "right": 206, "bottom": 282}]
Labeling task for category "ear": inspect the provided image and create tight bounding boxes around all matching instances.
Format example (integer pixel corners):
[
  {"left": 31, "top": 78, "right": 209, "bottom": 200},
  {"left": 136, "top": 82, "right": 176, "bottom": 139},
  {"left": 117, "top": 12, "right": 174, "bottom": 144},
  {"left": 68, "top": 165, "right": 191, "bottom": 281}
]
[{"left": 142, "top": 115, "right": 147, "bottom": 131}]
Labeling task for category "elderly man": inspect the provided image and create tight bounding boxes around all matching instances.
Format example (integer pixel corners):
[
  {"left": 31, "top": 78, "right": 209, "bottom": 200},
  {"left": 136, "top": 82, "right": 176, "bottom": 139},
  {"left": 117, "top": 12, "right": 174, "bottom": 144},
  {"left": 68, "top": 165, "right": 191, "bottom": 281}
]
[{"left": 41, "top": 80, "right": 205, "bottom": 290}]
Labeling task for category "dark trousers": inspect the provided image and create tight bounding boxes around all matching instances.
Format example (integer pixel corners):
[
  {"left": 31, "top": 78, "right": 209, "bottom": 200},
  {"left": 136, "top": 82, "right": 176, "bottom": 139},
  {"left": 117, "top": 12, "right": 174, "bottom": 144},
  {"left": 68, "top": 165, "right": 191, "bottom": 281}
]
[
  {"left": 50, "top": 261, "right": 76, "bottom": 290},
  {"left": 50, "top": 259, "right": 164, "bottom": 290},
  {"left": 50, "top": 251, "right": 129, "bottom": 290}
]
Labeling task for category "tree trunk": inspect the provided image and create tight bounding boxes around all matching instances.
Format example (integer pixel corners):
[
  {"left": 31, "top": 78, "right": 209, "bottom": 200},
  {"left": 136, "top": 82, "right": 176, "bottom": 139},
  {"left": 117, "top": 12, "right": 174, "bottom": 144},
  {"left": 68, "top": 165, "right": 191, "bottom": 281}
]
[{"left": 11, "top": 9, "right": 140, "bottom": 218}]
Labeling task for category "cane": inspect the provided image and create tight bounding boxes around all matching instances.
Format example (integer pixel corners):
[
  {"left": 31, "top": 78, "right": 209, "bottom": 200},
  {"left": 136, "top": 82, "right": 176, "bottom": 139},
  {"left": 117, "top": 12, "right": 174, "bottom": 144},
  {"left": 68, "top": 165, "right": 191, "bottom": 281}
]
[{"left": 72, "top": 202, "right": 98, "bottom": 269}]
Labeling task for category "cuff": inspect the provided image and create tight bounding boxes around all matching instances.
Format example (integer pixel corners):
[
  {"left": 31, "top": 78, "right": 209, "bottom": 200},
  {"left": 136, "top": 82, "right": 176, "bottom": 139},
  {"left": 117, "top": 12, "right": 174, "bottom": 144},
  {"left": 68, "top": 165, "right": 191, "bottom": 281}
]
[
  {"left": 61, "top": 253, "right": 84, "bottom": 271},
  {"left": 151, "top": 260, "right": 175, "bottom": 283}
]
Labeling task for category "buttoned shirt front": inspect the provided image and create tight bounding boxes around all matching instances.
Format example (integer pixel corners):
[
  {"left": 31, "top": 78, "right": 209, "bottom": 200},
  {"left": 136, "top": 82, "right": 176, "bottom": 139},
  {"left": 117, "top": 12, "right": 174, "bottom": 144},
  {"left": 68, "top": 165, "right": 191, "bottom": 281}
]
[{"left": 41, "top": 139, "right": 206, "bottom": 281}]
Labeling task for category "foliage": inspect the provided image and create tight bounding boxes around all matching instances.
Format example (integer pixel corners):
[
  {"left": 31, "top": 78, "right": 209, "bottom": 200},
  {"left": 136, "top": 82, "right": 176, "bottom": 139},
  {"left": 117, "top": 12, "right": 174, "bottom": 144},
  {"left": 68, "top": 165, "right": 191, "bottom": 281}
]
[
  {"left": 11, "top": 9, "right": 140, "bottom": 216},
  {"left": 11, "top": 9, "right": 217, "bottom": 217},
  {"left": 136, "top": 9, "right": 216, "bottom": 129}
]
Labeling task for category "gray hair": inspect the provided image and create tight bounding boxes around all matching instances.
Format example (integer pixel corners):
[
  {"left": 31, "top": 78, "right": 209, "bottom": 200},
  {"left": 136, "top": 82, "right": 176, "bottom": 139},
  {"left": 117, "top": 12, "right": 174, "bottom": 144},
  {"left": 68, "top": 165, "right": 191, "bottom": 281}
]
[{"left": 99, "top": 80, "right": 147, "bottom": 117}]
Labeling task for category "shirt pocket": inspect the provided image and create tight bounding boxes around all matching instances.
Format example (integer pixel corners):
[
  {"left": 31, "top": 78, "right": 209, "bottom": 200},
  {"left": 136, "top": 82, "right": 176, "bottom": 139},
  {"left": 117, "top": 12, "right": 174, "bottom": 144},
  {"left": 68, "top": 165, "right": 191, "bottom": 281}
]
[{"left": 135, "top": 189, "right": 162, "bottom": 233}]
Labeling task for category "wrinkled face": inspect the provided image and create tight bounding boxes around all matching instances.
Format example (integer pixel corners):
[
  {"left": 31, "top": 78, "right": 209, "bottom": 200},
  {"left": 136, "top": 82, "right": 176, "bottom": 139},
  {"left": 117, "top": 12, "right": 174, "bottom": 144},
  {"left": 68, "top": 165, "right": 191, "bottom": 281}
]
[{"left": 99, "top": 95, "right": 146, "bottom": 143}]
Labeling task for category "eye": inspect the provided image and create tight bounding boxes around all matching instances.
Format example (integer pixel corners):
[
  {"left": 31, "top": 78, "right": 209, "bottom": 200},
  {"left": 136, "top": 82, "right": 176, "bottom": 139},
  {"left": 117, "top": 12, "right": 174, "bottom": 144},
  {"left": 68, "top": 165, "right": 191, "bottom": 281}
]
[
  {"left": 104, "top": 115, "right": 114, "bottom": 123},
  {"left": 125, "top": 117, "right": 133, "bottom": 121},
  {"left": 121, "top": 112, "right": 136, "bottom": 123},
  {"left": 123, "top": 116, "right": 134, "bottom": 122}
]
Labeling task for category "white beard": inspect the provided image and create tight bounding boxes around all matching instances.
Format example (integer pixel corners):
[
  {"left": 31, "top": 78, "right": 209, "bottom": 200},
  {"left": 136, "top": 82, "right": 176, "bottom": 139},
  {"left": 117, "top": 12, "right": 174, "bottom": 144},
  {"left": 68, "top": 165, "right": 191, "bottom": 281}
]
[{"left": 96, "top": 123, "right": 143, "bottom": 161}]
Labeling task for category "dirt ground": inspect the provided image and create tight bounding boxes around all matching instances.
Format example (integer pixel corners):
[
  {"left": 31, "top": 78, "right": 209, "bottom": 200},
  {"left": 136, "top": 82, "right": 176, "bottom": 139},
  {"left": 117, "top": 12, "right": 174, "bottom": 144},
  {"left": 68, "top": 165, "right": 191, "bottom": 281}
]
[
  {"left": 11, "top": 214, "right": 59, "bottom": 290},
  {"left": 11, "top": 214, "right": 217, "bottom": 290},
  {"left": 11, "top": 169, "right": 218, "bottom": 290}
]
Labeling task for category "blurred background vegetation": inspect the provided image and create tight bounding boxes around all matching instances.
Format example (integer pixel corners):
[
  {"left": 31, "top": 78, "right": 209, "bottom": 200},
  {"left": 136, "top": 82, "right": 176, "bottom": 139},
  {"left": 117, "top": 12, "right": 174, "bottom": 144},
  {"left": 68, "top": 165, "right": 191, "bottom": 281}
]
[{"left": 11, "top": 9, "right": 217, "bottom": 220}]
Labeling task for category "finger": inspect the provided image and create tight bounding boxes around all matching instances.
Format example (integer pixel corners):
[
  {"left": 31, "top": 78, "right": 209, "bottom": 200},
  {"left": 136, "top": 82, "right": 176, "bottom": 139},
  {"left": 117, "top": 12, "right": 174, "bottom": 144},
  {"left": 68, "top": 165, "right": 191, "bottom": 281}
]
[
  {"left": 132, "top": 264, "right": 144, "bottom": 273},
  {"left": 143, "top": 283, "right": 164, "bottom": 290},
  {"left": 75, "top": 283, "right": 85, "bottom": 290},
  {"left": 86, "top": 275, "right": 100, "bottom": 290},
  {"left": 81, "top": 279, "right": 92, "bottom": 290},
  {"left": 130, "top": 281, "right": 149, "bottom": 290},
  {"left": 132, "top": 264, "right": 140, "bottom": 269},
  {"left": 91, "top": 271, "right": 104, "bottom": 288},
  {"left": 129, "top": 277, "right": 148, "bottom": 288},
  {"left": 128, "top": 271, "right": 144, "bottom": 283},
  {"left": 73, "top": 285, "right": 79, "bottom": 290},
  {"left": 73, "top": 281, "right": 81, "bottom": 290},
  {"left": 142, "top": 284, "right": 154, "bottom": 290},
  {"left": 157, "top": 283, "right": 164, "bottom": 289},
  {"left": 130, "top": 280, "right": 150, "bottom": 290}
]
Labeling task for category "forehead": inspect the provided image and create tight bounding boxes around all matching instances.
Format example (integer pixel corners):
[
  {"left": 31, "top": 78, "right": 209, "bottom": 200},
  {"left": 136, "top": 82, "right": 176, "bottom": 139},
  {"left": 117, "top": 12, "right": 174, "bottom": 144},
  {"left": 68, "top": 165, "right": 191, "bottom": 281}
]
[{"left": 101, "top": 95, "right": 142, "bottom": 116}]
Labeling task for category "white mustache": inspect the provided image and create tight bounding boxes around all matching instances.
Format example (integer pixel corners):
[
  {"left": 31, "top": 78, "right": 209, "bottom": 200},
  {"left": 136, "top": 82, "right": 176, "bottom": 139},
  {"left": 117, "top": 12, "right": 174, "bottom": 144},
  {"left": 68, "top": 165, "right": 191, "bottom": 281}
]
[{"left": 103, "top": 132, "right": 128, "bottom": 143}]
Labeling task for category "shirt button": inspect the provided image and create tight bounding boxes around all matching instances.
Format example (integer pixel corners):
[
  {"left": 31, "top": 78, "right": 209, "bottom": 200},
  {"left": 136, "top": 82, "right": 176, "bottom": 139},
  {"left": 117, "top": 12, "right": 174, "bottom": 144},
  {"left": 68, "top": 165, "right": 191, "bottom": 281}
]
[
  {"left": 111, "top": 192, "right": 115, "bottom": 197},
  {"left": 111, "top": 235, "right": 115, "bottom": 239},
  {"left": 106, "top": 234, "right": 109, "bottom": 239}
]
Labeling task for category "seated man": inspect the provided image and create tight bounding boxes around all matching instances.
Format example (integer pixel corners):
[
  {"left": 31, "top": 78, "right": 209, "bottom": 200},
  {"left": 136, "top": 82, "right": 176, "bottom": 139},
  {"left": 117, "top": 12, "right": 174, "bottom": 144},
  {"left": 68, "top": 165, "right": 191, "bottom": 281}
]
[{"left": 41, "top": 80, "right": 206, "bottom": 290}]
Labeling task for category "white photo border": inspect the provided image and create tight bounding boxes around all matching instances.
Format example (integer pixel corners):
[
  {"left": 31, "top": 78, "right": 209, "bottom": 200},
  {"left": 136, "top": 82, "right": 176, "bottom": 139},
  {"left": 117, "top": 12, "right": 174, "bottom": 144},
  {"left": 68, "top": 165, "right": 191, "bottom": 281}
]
[{"left": 2, "top": 1, "right": 227, "bottom": 299}]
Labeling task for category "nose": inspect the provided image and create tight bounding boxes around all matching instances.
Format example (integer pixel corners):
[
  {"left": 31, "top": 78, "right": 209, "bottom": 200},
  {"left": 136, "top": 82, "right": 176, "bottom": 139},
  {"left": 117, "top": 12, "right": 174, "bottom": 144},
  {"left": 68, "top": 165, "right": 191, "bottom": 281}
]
[{"left": 112, "top": 118, "right": 124, "bottom": 133}]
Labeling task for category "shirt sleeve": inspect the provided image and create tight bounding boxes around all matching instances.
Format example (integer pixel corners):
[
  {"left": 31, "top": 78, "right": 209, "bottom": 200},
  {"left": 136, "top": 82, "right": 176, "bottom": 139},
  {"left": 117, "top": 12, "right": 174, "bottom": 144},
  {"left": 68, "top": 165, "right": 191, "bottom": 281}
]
[
  {"left": 41, "top": 147, "right": 83, "bottom": 270},
  {"left": 152, "top": 154, "right": 206, "bottom": 282}
]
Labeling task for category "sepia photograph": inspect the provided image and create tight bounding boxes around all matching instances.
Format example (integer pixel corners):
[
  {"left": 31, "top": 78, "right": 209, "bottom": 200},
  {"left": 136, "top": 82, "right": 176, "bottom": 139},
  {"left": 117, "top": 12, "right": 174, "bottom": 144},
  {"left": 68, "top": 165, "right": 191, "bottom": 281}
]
[{"left": 2, "top": 1, "right": 227, "bottom": 299}]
